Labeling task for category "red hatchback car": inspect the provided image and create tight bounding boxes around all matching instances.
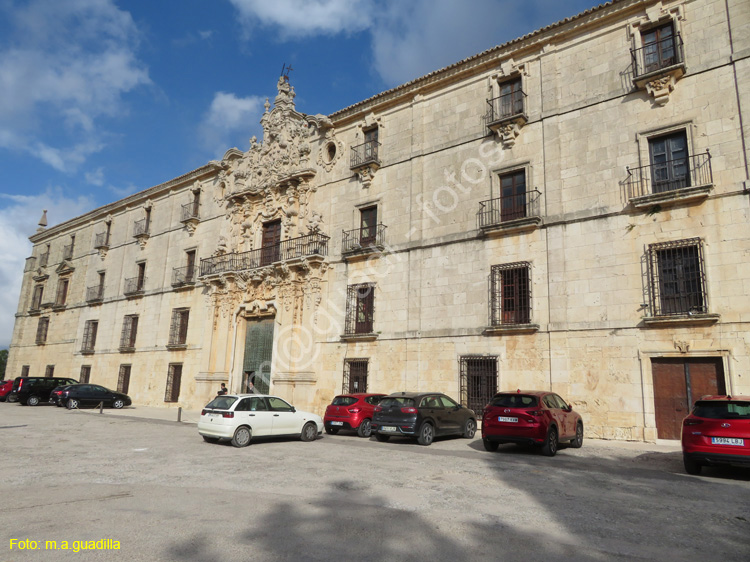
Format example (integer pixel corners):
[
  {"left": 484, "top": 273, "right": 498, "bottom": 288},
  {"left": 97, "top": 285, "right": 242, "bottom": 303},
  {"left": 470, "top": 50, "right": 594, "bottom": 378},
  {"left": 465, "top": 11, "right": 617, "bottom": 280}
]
[
  {"left": 0, "top": 380, "right": 13, "bottom": 402},
  {"left": 681, "top": 395, "right": 750, "bottom": 475},
  {"left": 482, "top": 390, "right": 583, "bottom": 456},
  {"left": 324, "top": 393, "right": 386, "bottom": 438}
]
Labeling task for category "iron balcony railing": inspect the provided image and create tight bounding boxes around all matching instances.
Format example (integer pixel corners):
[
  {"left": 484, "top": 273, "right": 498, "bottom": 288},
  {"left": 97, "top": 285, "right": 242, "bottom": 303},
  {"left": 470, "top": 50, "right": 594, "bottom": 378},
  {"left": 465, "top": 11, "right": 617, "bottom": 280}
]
[
  {"left": 25, "top": 256, "right": 37, "bottom": 272},
  {"left": 200, "top": 232, "right": 330, "bottom": 277},
  {"left": 39, "top": 251, "right": 49, "bottom": 268},
  {"left": 350, "top": 140, "right": 380, "bottom": 169},
  {"left": 172, "top": 266, "right": 196, "bottom": 287},
  {"left": 94, "top": 231, "right": 109, "bottom": 248},
  {"left": 124, "top": 277, "right": 146, "bottom": 295},
  {"left": 485, "top": 90, "right": 526, "bottom": 125},
  {"left": 626, "top": 151, "right": 712, "bottom": 199},
  {"left": 181, "top": 202, "right": 199, "bottom": 222},
  {"left": 62, "top": 244, "right": 74, "bottom": 260},
  {"left": 478, "top": 189, "right": 541, "bottom": 228},
  {"left": 631, "top": 33, "right": 684, "bottom": 78},
  {"left": 86, "top": 285, "right": 104, "bottom": 303},
  {"left": 342, "top": 224, "right": 387, "bottom": 254},
  {"left": 133, "top": 218, "right": 149, "bottom": 237}
]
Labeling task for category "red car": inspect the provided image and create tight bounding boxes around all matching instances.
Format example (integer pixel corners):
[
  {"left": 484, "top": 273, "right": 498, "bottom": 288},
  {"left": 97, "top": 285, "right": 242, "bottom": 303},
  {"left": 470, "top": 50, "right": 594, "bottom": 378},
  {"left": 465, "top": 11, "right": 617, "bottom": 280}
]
[
  {"left": 482, "top": 390, "right": 583, "bottom": 456},
  {"left": 681, "top": 395, "right": 750, "bottom": 475},
  {"left": 324, "top": 393, "right": 386, "bottom": 438},
  {"left": 0, "top": 380, "right": 12, "bottom": 402}
]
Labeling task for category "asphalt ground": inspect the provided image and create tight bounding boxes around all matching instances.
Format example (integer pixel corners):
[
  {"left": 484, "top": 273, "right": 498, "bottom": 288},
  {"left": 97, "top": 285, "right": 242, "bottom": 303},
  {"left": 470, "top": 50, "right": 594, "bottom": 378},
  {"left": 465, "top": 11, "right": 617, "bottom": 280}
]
[{"left": 1, "top": 402, "right": 749, "bottom": 562}]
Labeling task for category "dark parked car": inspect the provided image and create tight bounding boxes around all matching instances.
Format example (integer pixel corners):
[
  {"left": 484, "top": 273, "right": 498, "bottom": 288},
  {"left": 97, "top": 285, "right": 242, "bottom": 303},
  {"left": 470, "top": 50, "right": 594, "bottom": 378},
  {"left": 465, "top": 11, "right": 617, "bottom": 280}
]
[
  {"left": 681, "top": 395, "right": 750, "bottom": 475},
  {"left": 0, "top": 380, "right": 13, "bottom": 402},
  {"left": 11, "top": 376, "right": 79, "bottom": 406},
  {"left": 59, "top": 384, "right": 131, "bottom": 410},
  {"left": 481, "top": 390, "right": 583, "bottom": 456},
  {"left": 49, "top": 384, "right": 77, "bottom": 406},
  {"left": 324, "top": 393, "right": 386, "bottom": 437},
  {"left": 371, "top": 392, "right": 477, "bottom": 446}
]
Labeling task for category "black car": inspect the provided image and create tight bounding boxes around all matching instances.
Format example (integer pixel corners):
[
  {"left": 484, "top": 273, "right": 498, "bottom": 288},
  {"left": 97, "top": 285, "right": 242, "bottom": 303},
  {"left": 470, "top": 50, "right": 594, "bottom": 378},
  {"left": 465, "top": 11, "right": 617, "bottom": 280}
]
[
  {"left": 49, "top": 384, "right": 78, "bottom": 406},
  {"left": 371, "top": 392, "right": 477, "bottom": 446},
  {"left": 59, "top": 384, "right": 131, "bottom": 409},
  {"left": 11, "top": 377, "right": 79, "bottom": 406}
]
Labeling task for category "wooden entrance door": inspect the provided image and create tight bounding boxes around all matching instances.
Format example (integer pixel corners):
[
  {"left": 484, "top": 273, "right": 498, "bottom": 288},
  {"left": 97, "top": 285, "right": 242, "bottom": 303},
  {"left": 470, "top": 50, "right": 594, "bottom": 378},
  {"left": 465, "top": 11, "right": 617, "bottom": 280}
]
[
  {"left": 261, "top": 220, "right": 282, "bottom": 265},
  {"left": 651, "top": 358, "right": 725, "bottom": 439}
]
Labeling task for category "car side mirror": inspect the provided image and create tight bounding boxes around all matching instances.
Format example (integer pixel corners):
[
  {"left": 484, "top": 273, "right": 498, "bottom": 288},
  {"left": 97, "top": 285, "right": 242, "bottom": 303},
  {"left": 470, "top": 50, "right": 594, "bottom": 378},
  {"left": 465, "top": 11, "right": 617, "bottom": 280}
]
[
  {"left": 564, "top": 405, "right": 572, "bottom": 412},
  {"left": 291, "top": 407, "right": 296, "bottom": 413}
]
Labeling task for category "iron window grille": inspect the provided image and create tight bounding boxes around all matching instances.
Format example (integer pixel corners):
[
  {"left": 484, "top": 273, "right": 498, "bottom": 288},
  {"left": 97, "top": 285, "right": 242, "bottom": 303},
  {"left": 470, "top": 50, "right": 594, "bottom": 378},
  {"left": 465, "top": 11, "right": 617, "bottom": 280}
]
[
  {"left": 459, "top": 356, "right": 498, "bottom": 415},
  {"left": 165, "top": 363, "right": 183, "bottom": 402},
  {"left": 119, "top": 315, "right": 139, "bottom": 351},
  {"left": 35, "top": 317, "right": 49, "bottom": 345},
  {"left": 81, "top": 320, "right": 98, "bottom": 353},
  {"left": 168, "top": 308, "right": 190, "bottom": 346},
  {"left": 80, "top": 365, "right": 91, "bottom": 384},
  {"left": 45, "top": 365, "right": 55, "bottom": 378},
  {"left": 647, "top": 238, "right": 707, "bottom": 316},
  {"left": 342, "top": 359, "right": 369, "bottom": 393},
  {"left": 345, "top": 284, "right": 375, "bottom": 335},
  {"left": 489, "top": 262, "right": 532, "bottom": 325},
  {"left": 117, "top": 365, "right": 131, "bottom": 394}
]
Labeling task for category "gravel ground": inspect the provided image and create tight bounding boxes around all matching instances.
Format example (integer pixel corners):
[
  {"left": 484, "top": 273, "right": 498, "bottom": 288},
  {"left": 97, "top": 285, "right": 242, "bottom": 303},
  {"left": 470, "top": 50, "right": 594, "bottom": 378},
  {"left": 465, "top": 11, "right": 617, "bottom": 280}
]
[{"left": 1, "top": 402, "right": 749, "bottom": 561}]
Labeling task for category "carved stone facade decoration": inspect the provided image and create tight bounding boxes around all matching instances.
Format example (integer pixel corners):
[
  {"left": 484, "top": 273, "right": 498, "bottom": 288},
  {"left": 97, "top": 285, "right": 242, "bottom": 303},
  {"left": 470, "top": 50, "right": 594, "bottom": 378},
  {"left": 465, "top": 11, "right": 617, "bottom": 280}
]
[{"left": 646, "top": 75, "right": 676, "bottom": 106}]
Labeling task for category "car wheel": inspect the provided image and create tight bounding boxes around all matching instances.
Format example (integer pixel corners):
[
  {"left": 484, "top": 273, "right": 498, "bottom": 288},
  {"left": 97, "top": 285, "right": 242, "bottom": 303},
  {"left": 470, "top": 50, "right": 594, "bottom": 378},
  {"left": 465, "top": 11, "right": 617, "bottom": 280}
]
[
  {"left": 417, "top": 422, "right": 434, "bottom": 446},
  {"left": 27, "top": 395, "right": 40, "bottom": 406},
  {"left": 325, "top": 426, "right": 339, "bottom": 435},
  {"left": 684, "top": 455, "right": 702, "bottom": 475},
  {"left": 357, "top": 418, "right": 372, "bottom": 438},
  {"left": 300, "top": 422, "right": 317, "bottom": 442},
  {"left": 112, "top": 399, "right": 125, "bottom": 409},
  {"left": 66, "top": 398, "right": 79, "bottom": 410},
  {"left": 231, "top": 426, "right": 252, "bottom": 448},
  {"left": 483, "top": 438, "right": 499, "bottom": 452},
  {"left": 570, "top": 422, "right": 584, "bottom": 448},
  {"left": 463, "top": 418, "right": 477, "bottom": 439},
  {"left": 541, "top": 426, "right": 558, "bottom": 457},
  {"left": 374, "top": 433, "right": 390, "bottom": 442}
]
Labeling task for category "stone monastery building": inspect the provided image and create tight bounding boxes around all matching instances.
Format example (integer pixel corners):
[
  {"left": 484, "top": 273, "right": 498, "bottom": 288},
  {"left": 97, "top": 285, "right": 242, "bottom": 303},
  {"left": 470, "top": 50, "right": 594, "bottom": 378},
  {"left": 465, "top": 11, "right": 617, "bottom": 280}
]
[{"left": 8, "top": 0, "right": 750, "bottom": 441}]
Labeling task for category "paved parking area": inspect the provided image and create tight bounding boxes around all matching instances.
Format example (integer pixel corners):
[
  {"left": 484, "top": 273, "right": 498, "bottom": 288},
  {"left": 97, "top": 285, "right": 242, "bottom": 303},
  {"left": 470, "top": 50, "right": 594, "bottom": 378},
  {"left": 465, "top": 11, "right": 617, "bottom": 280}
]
[{"left": 1, "top": 402, "right": 749, "bottom": 561}]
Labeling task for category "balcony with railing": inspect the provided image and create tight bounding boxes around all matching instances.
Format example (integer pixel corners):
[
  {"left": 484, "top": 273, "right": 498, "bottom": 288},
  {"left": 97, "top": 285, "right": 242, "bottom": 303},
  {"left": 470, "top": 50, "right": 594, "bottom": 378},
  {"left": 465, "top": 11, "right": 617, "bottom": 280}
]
[
  {"left": 172, "top": 266, "right": 197, "bottom": 288},
  {"left": 86, "top": 285, "right": 104, "bottom": 304},
  {"left": 342, "top": 224, "right": 387, "bottom": 259},
  {"left": 350, "top": 140, "right": 380, "bottom": 170},
  {"left": 123, "top": 277, "right": 146, "bottom": 297},
  {"left": 477, "top": 189, "right": 542, "bottom": 235},
  {"left": 62, "top": 244, "right": 74, "bottom": 260},
  {"left": 39, "top": 251, "right": 49, "bottom": 268},
  {"left": 200, "top": 232, "right": 329, "bottom": 277},
  {"left": 486, "top": 90, "right": 526, "bottom": 129},
  {"left": 133, "top": 218, "right": 149, "bottom": 237},
  {"left": 181, "top": 202, "right": 200, "bottom": 222},
  {"left": 626, "top": 151, "right": 712, "bottom": 208},
  {"left": 25, "top": 256, "right": 37, "bottom": 272},
  {"left": 631, "top": 33, "right": 685, "bottom": 82},
  {"left": 94, "top": 231, "right": 110, "bottom": 249}
]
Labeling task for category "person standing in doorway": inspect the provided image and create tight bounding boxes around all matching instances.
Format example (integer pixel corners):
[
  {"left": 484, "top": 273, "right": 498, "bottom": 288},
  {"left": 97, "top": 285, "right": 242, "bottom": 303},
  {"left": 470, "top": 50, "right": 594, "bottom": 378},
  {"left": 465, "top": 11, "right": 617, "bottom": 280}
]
[{"left": 217, "top": 383, "right": 227, "bottom": 396}]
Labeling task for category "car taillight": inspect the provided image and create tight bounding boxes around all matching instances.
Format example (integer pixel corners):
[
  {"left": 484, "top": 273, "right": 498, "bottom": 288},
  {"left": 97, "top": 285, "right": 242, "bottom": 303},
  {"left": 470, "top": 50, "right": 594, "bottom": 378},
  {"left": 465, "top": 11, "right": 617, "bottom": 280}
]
[
  {"left": 683, "top": 418, "right": 703, "bottom": 426},
  {"left": 18, "top": 379, "right": 24, "bottom": 389},
  {"left": 526, "top": 410, "right": 543, "bottom": 416},
  {"left": 348, "top": 407, "right": 361, "bottom": 414},
  {"left": 401, "top": 407, "right": 418, "bottom": 414},
  {"left": 374, "top": 406, "right": 382, "bottom": 413},
  {"left": 222, "top": 412, "right": 234, "bottom": 418},
  {"left": 201, "top": 409, "right": 208, "bottom": 415}
]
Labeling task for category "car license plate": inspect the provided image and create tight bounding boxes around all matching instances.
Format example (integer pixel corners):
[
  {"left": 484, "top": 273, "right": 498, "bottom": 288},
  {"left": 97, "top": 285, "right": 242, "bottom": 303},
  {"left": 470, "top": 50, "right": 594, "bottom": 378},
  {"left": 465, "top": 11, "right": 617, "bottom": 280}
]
[
  {"left": 330, "top": 421, "right": 344, "bottom": 426},
  {"left": 498, "top": 416, "right": 518, "bottom": 423},
  {"left": 381, "top": 426, "right": 397, "bottom": 432},
  {"left": 711, "top": 437, "right": 744, "bottom": 446}
]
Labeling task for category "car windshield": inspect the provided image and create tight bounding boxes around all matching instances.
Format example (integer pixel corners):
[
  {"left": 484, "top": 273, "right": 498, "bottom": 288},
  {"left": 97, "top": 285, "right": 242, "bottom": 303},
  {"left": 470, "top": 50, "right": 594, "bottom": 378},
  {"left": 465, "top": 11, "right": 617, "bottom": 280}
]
[
  {"left": 490, "top": 394, "right": 538, "bottom": 408},
  {"left": 693, "top": 401, "right": 750, "bottom": 419},
  {"left": 380, "top": 397, "right": 415, "bottom": 407},
  {"left": 204, "top": 396, "right": 238, "bottom": 410},
  {"left": 332, "top": 396, "right": 358, "bottom": 406}
]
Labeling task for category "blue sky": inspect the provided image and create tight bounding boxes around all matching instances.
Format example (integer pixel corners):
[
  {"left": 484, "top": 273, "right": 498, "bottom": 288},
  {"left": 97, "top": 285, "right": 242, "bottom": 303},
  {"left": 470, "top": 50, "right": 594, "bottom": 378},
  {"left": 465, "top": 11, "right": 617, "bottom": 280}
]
[{"left": 0, "top": 0, "right": 604, "bottom": 347}]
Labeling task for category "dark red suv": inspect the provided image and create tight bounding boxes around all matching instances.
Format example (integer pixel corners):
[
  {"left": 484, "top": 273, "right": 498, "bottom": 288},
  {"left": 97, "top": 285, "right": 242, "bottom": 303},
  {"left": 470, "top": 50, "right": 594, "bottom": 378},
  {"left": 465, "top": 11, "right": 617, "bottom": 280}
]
[
  {"left": 482, "top": 390, "right": 583, "bottom": 456},
  {"left": 681, "top": 395, "right": 750, "bottom": 475},
  {"left": 324, "top": 393, "right": 385, "bottom": 437}
]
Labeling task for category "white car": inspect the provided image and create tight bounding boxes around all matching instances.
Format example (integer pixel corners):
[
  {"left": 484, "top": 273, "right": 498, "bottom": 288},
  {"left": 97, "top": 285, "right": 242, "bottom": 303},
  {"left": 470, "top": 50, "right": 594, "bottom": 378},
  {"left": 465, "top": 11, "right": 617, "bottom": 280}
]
[{"left": 198, "top": 394, "right": 323, "bottom": 447}]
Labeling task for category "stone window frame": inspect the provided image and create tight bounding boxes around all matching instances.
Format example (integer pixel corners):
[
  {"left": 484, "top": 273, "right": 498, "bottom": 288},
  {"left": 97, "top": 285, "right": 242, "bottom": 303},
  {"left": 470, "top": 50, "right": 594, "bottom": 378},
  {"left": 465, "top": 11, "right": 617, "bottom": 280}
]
[
  {"left": 635, "top": 121, "right": 696, "bottom": 172},
  {"left": 35, "top": 316, "right": 50, "bottom": 345},
  {"left": 627, "top": 5, "right": 686, "bottom": 67}
]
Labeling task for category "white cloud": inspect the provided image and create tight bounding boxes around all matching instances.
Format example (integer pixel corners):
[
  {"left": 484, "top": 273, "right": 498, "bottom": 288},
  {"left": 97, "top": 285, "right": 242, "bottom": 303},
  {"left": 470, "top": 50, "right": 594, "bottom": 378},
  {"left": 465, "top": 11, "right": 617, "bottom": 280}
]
[
  {"left": 0, "top": 0, "right": 150, "bottom": 172},
  {"left": 85, "top": 168, "right": 105, "bottom": 187},
  {"left": 0, "top": 188, "right": 95, "bottom": 348},
  {"left": 198, "top": 92, "right": 265, "bottom": 158},
  {"left": 228, "top": 0, "right": 372, "bottom": 38}
]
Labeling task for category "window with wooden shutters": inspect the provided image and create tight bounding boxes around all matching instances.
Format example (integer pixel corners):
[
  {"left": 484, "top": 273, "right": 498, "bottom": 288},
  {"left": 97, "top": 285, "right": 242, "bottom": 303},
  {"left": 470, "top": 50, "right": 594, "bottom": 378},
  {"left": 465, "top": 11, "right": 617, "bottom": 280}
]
[
  {"left": 45, "top": 365, "right": 55, "bottom": 378},
  {"left": 119, "top": 315, "right": 139, "bottom": 351},
  {"left": 80, "top": 365, "right": 91, "bottom": 384},
  {"left": 342, "top": 359, "right": 369, "bottom": 393},
  {"left": 489, "top": 262, "right": 531, "bottom": 325},
  {"left": 165, "top": 363, "right": 182, "bottom": 402},
  {"left": 117, "top": 364, "right": 131, "bottom": 394},
  {"left": 168, "top": 308, "right": 190, "bottom": 347},
  {"left": 81, "top": 320, "right": 98, "bottom": 353},
  {"left": 55, "top": 278, "right": 69, "bottom": 306},
  {"left": 31, "top": 285, "right": 44, "bottom": 311},
  {"left": 261, "top": 220, "right": 282, "bottom": 265},
  {"left": 345, "top": 284, "right": 375, "bottom": 335},
  {"left": 359, "top": 206, "right": 377, "bottom": 245},
  {"left": 35, "top": 317, "right": 49, "bottom": 344},
  {"left": 641, "top": 22, "right": 678, "bottom": 74},
  {"left": 21, "top": 365, "right": 30, "bottom": 377}
]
